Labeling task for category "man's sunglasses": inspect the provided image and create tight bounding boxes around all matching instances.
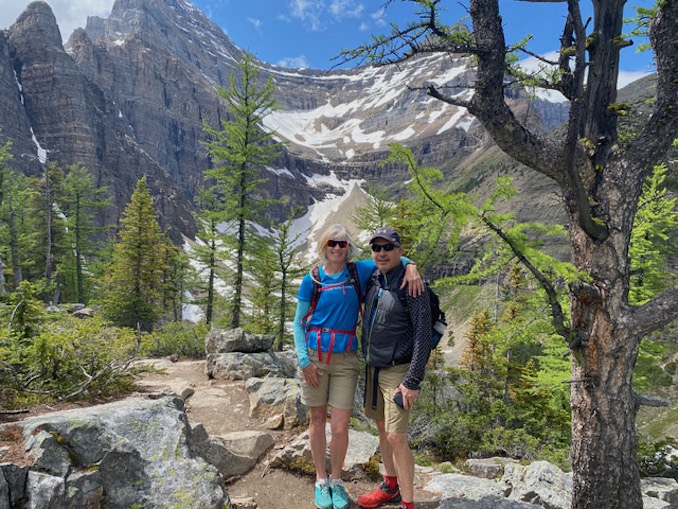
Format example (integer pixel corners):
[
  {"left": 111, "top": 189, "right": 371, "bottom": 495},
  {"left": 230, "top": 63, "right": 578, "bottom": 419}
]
[
  {"left": 327, "top": 240, "right": 348, "bottom": 248},
  {"left": 371, "top": 243, "right": 399, "bottom": 252}
]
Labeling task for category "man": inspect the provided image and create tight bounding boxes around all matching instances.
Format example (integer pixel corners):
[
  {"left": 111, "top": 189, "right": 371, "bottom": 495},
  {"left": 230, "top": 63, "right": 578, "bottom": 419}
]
[{"left": 357, "top": 226, "right": 432, "bottom": 509}]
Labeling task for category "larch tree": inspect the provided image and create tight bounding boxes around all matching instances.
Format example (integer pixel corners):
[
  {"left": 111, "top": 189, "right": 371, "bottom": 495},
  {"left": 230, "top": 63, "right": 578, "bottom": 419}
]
[
  {"left": 60, "top": 163, "right": 110, "bottom": 304},
  {"left": 0, "top": 170, "right": 34, "bottom": 290},
  {"left": 270, "top": 212, "right": 307, "bottom": 351},
  {"left": 101, "top": 177, "right": 168, "bottom": 331},
  {"left": 192, "top": 186, "right": 230, "bottom": 326},
  {"left": 28, "top": 162, "right": 65, "bottom": 302},
  {"left": 0, "top": 141, "right": 13, "bottom": 294},
  {"left": 202, "top": 54, "right": 282, "bottom": 329},
  {"left": 339, "top": 0, "right": 678, "bottom": 507}
]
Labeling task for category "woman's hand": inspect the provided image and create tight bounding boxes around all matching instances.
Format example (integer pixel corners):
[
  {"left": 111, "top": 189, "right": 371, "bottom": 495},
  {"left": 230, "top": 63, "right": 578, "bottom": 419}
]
[
  {"left": 401, "top": 263, "right": 424, "bottom": 296},
  {"left": 302, "top": 363, "right": 321, "bottom": 388}
]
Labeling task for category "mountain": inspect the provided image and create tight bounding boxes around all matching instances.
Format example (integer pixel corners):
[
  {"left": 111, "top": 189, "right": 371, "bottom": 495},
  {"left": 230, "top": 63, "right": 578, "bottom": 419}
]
[{"left": 0, "top": 0, "right": 570, "bottom": 241}]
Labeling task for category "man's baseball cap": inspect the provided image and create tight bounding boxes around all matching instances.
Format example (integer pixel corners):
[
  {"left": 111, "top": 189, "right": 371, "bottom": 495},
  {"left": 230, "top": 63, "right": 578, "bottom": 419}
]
[{"left": 369, "top": 226, "right": 401, "bottom": 245}]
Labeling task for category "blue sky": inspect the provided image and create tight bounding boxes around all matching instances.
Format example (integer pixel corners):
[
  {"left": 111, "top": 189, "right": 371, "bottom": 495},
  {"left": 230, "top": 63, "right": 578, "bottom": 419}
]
[{"left": 0, "top": 0, "right": 656, "bottom": 76}]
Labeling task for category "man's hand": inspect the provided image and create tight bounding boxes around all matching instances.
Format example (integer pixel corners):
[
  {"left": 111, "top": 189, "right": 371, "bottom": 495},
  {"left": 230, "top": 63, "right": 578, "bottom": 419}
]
[
  {"left": 401, "top": 263, "right": 424, "bottom": 296},
  {"left": 394, "top": 385, "right": 420, "bottom": 410}
]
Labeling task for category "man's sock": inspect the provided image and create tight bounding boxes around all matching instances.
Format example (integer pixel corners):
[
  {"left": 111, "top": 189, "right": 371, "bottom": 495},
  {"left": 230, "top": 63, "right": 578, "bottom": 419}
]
[
  {"left": 400, "top": 501, "right": 414, "bottom": 509},
  {"left": 384, "top": 475, "right": 398, "bottom": 490}
]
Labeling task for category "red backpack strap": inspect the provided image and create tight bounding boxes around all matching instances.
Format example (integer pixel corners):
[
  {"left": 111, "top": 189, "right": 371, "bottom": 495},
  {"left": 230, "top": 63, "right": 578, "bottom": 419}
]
[{"left": 300, "top": 266, "right": 321, "bottom": 328}]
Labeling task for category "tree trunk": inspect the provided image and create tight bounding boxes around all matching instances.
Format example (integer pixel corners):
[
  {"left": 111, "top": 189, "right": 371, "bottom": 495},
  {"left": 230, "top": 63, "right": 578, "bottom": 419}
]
[
  {"left": 569, "top": 286, "right": 641, "bottom": 507},
  {"left": 0, "top": 256, "right": 5, "bottom": 295},
  {"left": 567, "top": 187, "right": 643, "bottom": 507}
]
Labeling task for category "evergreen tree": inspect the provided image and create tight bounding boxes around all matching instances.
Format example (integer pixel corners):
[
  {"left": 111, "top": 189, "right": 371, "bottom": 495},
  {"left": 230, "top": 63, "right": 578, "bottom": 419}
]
[
  {"left": 192, "top": 187, "right": 229, "bottom": 326},
  {"left": 60, "top": 163, "right": 110, "bottom": 304},
  {"left": 271, "top": 213, "right": 306, "bottom": 351},
  {"left": 248, "top": 232, "right": 277, "bottom": 335},
  {"left": 0, "top": 170, "right": 37, "bottom": 290},
  {"left": 202, "top": 54, "right": 282, "bottom": 328},
  {"left": 629, "top": 164, "right": 678, "bottom": 305},
  {"left": 101, "top": 177, "right": 167, "bottom": 331},
  {"left": 246, "top": 212, "right": 307, "bottom": 349},
  {"left": 350, "top": 184, "right": 395, "bottom": 235},
  {"left": 6, "top": 280, "right": 43, "bottom": 341},
  {"left": 27, "top": 162, "right": 66, "bottom": 302},
  {"left": 159, "top": 231, "right": 190, "bottom": 323},
  {"left": 0, "top": 141, "right": 13, "bottom": 294}
]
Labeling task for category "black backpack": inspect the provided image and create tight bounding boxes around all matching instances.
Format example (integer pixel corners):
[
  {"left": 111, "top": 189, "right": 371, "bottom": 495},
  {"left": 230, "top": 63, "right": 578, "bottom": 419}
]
[{"left": 398, "top": 281, "right": 447, "bottom": 349}]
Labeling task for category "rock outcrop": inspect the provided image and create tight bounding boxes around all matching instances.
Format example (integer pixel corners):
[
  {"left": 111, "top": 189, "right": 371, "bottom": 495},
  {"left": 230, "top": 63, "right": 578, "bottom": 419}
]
[{"left": 0, "top": 396, "right": 230, "bottom": 508}]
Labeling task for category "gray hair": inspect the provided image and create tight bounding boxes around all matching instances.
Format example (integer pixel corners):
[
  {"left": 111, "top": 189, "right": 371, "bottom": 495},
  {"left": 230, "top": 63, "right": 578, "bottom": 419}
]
[{"left": 316, "top": 224, "right": 360, "bottom": 263}]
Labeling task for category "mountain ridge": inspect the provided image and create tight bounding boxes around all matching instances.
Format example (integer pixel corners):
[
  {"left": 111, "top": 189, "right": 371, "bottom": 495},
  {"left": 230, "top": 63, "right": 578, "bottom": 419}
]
[{"left": 0, "top": 0, "right": 570, "bottom": 241}]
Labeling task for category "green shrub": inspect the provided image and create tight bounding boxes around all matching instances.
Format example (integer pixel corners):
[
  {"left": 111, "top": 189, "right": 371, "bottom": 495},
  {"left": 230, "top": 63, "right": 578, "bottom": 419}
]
[
  {"left": 0, "top": 314, "right": 140, "bottom": 408},
  {"left": 141, "top": 321, "right": 208, "bottom": 359},
  {"left": 638, "top": 435, "right": 678, "bottom": 478}
]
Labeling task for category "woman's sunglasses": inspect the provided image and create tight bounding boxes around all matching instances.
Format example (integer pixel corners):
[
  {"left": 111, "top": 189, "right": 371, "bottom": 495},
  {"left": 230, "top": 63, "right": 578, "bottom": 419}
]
[
  {"left": 327, "top": 240, "right": 348, "bottom": 248},
  {"left": 371, "top": 243, "right": 399, "bottom": 252}
]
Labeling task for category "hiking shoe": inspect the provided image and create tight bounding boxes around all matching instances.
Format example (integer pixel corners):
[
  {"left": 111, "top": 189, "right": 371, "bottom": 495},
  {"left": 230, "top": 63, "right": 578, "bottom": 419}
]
[
  {"left": 331, "top": 483, "right": 350, "bottom": 509},
  {"left": 315, "top": 482, "right": 333, "bottom": 509},
  {"left": 357, "top": 481, "right": 401, "bottom": 508}
]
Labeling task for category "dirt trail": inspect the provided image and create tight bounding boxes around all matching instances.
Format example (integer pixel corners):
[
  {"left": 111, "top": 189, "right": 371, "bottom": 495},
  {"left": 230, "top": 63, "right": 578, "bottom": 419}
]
[{"left": 136, "top": 359, "right": 442, "bottom": 509}]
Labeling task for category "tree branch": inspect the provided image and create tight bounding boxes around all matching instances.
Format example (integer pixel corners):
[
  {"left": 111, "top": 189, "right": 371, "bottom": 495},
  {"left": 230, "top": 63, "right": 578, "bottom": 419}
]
[
  {"left": 481, "top": 212, "right": 571, "bottom": 341},
  {"left": 628, "top": 287, "right": 678, "bottom": 339}
]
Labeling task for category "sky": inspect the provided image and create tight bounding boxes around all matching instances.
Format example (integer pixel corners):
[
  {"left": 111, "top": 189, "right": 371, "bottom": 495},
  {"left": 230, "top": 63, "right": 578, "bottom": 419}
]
[{"left": 0, "top": 0, "right": 656, "bottom": 80}]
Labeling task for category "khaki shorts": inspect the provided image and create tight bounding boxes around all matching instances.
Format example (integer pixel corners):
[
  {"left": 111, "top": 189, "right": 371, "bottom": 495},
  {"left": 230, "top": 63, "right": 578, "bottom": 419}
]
[
  {"left": 299, "top": 348, "right": 360, "bottom": 410},
  {"left": 364, "top": 364, "right": 411, "bottom": 434}
]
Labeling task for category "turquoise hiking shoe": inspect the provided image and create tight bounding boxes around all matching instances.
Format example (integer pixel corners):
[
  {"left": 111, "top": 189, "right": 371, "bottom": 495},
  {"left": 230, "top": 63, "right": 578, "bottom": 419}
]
[
  {"left": 315, "top": 482, "right": 333, "bottom": 509},
  {"left": 331, "top": 483, "right": 350, "bottom": 509}
]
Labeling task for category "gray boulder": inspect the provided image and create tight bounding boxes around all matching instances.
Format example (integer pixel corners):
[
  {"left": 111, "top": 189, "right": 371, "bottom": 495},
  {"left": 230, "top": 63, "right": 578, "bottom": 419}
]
[
  {"left": 205, "top": 328, "right": 275, "bottom": 354},
  {"left": 206, "top": 352, "right": 297, "bottom": 380},
  {"left": 428, "top": 460, "right": 678, "bottom": 509},
  {"left": 1, "top": 396, "right": 230, "bottom": 509},
  {"left": 245, "top": 377, "right": 306, "bottom": 429},
  {"left": 191, "top": 424, "right": 274, "bottom": 480},
  {"left": 273, "top": 425, "right": 378, "bottom": 479}
]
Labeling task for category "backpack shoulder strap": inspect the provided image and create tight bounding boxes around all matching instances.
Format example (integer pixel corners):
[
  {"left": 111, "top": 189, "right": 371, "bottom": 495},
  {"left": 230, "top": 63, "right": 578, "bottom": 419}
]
[
  {"left": 300, "top": 266, "right": 321, "bottom": 327},
  {"left": 347, "top": 262, "right": 362, "bottom": 303}
]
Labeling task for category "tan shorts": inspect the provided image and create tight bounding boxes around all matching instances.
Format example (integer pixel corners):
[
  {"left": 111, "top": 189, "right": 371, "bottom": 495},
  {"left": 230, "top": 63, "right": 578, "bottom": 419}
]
[
  {"left": 364, "top": 364, "right": 411, "bottom": 434},
  {"left": 299, "top": 348, "right": 360, "bottom": 410}
]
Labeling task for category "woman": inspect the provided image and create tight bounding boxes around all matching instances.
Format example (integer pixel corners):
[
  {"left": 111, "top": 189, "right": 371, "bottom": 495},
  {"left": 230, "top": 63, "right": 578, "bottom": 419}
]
[{"left": 293, "top": 224, "right": 422, "bottom": 509}]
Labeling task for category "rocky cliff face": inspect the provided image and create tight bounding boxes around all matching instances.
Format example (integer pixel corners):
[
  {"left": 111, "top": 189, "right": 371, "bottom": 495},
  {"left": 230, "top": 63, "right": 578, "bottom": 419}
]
[
  {"left": 0, "top": 0, "right": 569, "bottom": 239},
  {"left": 2, "top": 1, "right": 196, "bottom": 239}
]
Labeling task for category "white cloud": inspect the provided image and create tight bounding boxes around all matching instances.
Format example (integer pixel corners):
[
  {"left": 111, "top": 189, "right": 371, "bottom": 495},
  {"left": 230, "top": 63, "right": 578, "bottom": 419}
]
[
  {"left": 277, "top": 55, "right": 310, "bottom": 69},
  {"left": 617, "top": 70, "right": 652, "bottom": 89},
  {"left": 370, "top": 6, "right": 387, "bottom": 26},
  {"left": 519, "top": 51, "right": 652, "bottom": 94},
  {"left": 289, "top": 0, "right": 325, "bottom": 31},
  {"left": 330, "top": 0, "right": 364, "bottom": 19},
  {"left": 248, "top": 17, "right": 262, "bottom": 32}
]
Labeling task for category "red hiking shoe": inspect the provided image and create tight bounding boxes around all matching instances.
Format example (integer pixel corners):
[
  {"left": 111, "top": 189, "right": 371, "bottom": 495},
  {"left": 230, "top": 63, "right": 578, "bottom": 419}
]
[{"left": 357, "top": 481, "right": 401, "bottom": 508}]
